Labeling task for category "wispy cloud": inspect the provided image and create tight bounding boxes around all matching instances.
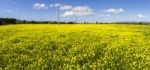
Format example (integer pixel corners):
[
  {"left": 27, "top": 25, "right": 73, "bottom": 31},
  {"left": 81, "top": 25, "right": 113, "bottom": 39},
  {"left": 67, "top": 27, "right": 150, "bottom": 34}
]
[
  {"left": 62, "top": 6, "right": 94, "bottom": 17},
  {"left": 103, "top": 8, "right": 124, "bottom": 14},
  {"left": 50, "top": 3, "right": 61, "bottom": 7},
  {"left": 32, "top": 3, "right": 48, "bottom": 10},
  {"left": 50, "top": 3, "right": 94, "bottom": 17},
  {"left": 135, "top": 14, "right": 148, "bottom": 18},
  {"left": 50, "top": 3, "right": 73, "bottom": 10}
]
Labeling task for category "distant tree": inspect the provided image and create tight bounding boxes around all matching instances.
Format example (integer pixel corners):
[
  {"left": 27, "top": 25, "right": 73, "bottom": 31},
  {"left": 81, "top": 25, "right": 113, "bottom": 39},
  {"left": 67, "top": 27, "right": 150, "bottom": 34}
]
[
  {"left": 67, "top": 22, "right": 74, "bottom": 24},
  {"left": 0, "top": 20, "right": 5, "bottom": 25},
  {"left": 139, "top": 22, "right": 143, "bottom": 24},
  {"left": 84, "top": 21, "right": 87, "bottom": 24},
  {"left": 0, "top": 18, "right": 17, "bottom": 25},
  {"left": 96, "top": 21, "right": 98, "bottom": 24}
]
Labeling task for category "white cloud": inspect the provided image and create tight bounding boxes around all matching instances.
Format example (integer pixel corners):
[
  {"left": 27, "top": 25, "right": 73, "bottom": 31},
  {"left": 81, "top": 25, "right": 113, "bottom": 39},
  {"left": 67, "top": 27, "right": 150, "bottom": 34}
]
[
  {"left": 72, "top": 6, "right": 92, "bottom": 12},
  {"left": 135, "top": 14, "right": 147, "bottom": 18},
  {"left": 62, "top": 6, "right": 94, "bottom": 17},
  {"left": 33, "top": 3, "right": 48, "bottom": 10},
  {"left": 50, "top": 3, "right": 94, "bottom": 17},
  {"left": 50, "top": 3, "right": 72, "bottom": 10},
  {"left": 104, "top": 8, "right": 124, "bottom": 14},
  {"left": 60, "top": 5, "right": 72, "bottom": 10},
  {"left": 62, "top": 11, "right": 74, "bottom": 16},
  {"left": 50, "top": 3, "right": 61, "bottom": 7}
]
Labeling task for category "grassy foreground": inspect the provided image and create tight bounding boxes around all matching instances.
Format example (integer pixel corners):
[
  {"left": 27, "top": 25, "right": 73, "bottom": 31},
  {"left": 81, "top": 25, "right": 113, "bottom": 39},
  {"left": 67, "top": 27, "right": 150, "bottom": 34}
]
[{"left": 0, "top": 24, "right": 150, "bottom": 70}]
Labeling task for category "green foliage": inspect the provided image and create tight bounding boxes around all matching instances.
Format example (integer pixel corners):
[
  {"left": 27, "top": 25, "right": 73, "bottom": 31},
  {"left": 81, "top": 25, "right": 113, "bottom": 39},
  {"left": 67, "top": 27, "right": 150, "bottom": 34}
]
[
  {"left": 0, "top": 18, "right": 17, "bottom": 25},
  {"left": 0, "top": 24, "right": 150, "bottom": 70}
]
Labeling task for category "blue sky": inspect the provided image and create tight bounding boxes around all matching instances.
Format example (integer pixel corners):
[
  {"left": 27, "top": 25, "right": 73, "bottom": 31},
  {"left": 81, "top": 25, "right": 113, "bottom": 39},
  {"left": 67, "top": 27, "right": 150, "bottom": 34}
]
[{"left": 0, "top": 0, "right": 150, "bottom": 22}]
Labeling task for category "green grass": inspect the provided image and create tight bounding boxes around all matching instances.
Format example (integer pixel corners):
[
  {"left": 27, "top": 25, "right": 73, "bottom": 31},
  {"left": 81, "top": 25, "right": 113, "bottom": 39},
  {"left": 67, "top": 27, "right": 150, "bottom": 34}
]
[{"left": 0, "top": 24, "right": 150, "bottom": 70}]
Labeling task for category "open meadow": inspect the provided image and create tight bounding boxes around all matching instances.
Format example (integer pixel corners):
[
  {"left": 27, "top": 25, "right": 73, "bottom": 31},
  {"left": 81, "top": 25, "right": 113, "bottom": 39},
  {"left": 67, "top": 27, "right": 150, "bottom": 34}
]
[{"left": 0, "top": 24, "right": 150, "bottom": 70}]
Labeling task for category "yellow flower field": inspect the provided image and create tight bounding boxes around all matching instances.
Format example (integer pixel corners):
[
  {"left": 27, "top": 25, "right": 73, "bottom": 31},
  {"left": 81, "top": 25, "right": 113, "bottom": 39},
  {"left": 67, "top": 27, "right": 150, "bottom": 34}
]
[{"left": 0, "top": 24, "right": 150, "bottom": 70}]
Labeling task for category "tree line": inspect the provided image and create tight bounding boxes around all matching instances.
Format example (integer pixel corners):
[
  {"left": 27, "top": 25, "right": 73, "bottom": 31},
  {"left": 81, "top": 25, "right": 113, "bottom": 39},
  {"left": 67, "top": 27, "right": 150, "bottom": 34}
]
[
  {"left": 0, "top": 18, "right": 17, "bottom": 25},
  {"left": 0, "top": 17, "right": 149, "bottom": 25},
  {"left": 0, "top": 18, "right": 78, "bottom": 25}
]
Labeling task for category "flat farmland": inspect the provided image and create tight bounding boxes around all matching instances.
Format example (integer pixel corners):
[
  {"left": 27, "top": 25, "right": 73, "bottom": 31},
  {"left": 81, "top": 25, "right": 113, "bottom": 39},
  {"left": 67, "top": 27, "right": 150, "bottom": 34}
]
[{"left": 0, "top": 24, "right": 150, "bottom": 70}]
